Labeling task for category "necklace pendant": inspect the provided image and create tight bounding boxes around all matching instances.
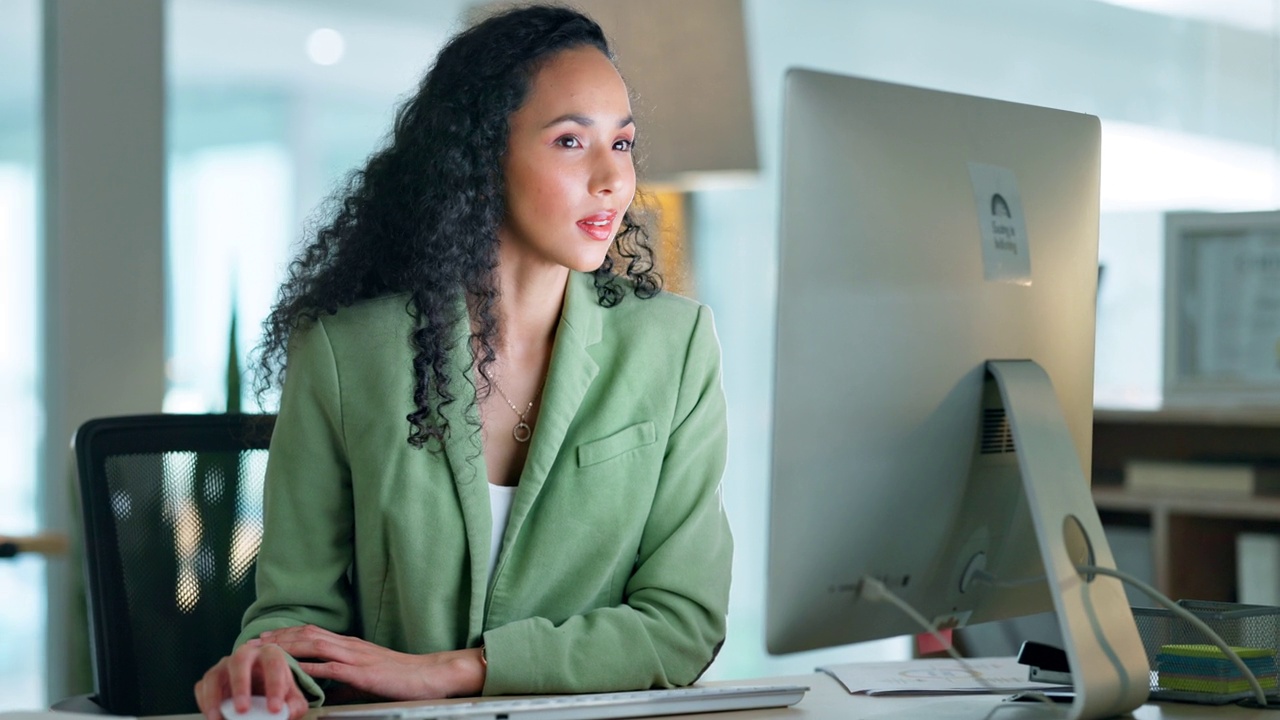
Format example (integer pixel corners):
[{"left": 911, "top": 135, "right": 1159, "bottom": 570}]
[{"left": 513, "top": 421, "right": 532, "bottom": 443}]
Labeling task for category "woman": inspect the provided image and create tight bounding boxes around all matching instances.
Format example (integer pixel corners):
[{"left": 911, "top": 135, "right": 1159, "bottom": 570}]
[{"left": 195, "top": 6, "right": 732, "bottom": 720}]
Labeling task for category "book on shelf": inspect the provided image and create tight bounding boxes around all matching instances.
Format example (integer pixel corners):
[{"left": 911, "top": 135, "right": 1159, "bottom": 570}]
[{"left": 1123, "top": 460, "right": 1279, "bottom": 496}]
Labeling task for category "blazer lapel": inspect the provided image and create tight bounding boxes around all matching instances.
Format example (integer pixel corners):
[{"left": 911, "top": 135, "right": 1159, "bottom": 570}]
[
  {"left": 438, "top": 274, "right": 604, "bottom": 639},
  {"left": 503, "top": 272, "right": 602, "bottom": 550},
  {"left": 435, "top": 297, "right": 493, "bottom": 641}
]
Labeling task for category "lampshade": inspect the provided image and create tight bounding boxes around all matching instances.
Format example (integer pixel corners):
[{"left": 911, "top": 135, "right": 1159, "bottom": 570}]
[{"left": 468, "top": 0, "right": 759, "bottom": 189}]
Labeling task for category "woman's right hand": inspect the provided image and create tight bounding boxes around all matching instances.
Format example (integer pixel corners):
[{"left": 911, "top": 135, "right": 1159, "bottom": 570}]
[{"left": 195, "top": 640, "right": 310, "bottom": 720}]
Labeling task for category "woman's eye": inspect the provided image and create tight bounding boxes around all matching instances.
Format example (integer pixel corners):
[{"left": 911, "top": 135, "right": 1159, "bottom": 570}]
[
  {"left": 555, "top": 136, "right": 582, "bottom": 149},
  {"left": 613, "top": 138, "right": 634, "bottom": 152}
]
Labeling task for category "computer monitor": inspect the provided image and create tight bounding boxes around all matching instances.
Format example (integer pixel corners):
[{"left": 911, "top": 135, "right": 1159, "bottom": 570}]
[{"left": 766, "top": 69, "right": 1148, "bottom": 720}]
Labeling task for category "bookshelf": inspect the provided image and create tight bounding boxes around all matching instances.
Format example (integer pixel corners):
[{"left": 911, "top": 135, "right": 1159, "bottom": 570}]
[{"left": 1092, "top": 409, "right": 1280, "bottom": 603}]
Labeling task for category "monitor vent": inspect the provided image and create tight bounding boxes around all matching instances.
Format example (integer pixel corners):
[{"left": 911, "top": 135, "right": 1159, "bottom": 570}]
[{"left": 981, "top": 408, "right": 1016, "bottom": 455}]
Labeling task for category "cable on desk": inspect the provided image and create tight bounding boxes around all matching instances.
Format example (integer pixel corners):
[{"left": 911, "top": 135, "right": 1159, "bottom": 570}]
[
  {"left": 1075, "top": 564, "right": 1268, "bottom": 707},
  {"left": 857, "top": 576, "right": 1054, "bottom": 705},
  {"left": 970, "top": 565, "right": 1269, "bottom": 708}
]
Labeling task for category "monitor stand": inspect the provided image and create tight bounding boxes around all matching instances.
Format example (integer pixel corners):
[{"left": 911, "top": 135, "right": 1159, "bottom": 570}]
[{"left": 986, "top": 360, "right": 1149, "bottom": 720}]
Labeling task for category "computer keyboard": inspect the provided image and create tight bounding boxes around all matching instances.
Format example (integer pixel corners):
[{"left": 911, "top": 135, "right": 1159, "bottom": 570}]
[{"left": 325, "top": 684, "right": 809, "bottom": 720}]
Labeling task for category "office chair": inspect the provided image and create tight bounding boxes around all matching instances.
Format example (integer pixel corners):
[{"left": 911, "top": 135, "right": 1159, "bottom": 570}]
[{"left": 70, "top": 413, "right": 275, "bottom": 716}]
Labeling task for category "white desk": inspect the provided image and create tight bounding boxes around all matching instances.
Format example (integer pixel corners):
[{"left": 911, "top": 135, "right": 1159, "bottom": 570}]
[
  {"left": 754, "top": 671, "right": 1277, "bottom": 719},
  {"left": 145, "top": 671, "right": 1279, "bottom": 720}
]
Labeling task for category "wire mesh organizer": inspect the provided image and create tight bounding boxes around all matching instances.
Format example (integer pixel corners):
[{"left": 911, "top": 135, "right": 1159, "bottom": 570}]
[{"left": 1132, "top": 601, "right": 1280, "bottom": 705}]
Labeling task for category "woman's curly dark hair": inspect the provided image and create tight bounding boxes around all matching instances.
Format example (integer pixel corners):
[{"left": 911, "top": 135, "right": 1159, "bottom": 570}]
[{"left": 255, "top": 4, "right": 661, "bottom": 449}]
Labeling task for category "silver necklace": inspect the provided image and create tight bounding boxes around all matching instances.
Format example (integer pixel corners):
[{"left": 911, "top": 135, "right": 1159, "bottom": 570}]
[{"left": 487, "top": 376, "right": 540, "bottom": 443}]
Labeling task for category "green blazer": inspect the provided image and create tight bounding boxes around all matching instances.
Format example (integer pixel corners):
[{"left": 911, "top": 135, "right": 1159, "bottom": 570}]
[{"left": 236, "top": 271, "right": 733, "bottom": 701}]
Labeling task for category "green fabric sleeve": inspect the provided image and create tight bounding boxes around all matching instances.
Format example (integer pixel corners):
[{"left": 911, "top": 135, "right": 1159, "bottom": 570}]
[{"left": 235, "top": 318, "right": 357, "bottom": 706}]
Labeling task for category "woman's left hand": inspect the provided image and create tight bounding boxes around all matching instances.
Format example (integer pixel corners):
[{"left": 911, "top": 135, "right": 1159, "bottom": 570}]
[{"left": 248, "top": 625, "right": 485, "bottom": 701}]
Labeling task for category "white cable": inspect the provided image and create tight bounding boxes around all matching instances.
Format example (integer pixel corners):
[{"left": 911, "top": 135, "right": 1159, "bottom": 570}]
[
  {"left": 974, "top": 565, "right": 1270, "bottom": 706},
  {"left": 1076, "top": 564, "right": 1268, "bottom": 707},
  {"left": 857, "top": 576, "right": 1055, "bottom": 705}
]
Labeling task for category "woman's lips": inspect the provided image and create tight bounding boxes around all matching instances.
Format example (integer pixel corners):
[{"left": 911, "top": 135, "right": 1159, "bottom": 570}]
[{"left": 577, "top": 211, "right": 617, "bottom": 241}]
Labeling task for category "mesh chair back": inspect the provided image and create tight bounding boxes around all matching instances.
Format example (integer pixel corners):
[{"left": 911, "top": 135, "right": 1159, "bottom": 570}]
[{"left": 74, "top": 414, "right": 275, "bottom": 716}]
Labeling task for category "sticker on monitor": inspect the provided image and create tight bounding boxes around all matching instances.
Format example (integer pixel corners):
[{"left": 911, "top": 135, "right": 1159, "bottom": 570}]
[{"left": 968, "top": 162, "right": 1031, "bottom": 285}]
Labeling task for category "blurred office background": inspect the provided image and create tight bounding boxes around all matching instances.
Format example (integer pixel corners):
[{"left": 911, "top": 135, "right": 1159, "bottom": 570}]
[{"left": 2, "top": 0, "right": 1278, "bottom": 707}]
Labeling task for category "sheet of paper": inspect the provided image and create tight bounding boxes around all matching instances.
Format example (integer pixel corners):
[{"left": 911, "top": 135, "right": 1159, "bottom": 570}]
[{"left": 817, "top": 656, "right": 1071, "bottom": 696}]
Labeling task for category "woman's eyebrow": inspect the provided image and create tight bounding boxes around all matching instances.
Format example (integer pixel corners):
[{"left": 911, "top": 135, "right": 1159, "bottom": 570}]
[{"left": 542, "top": 113, "right": 635, "bottom": 129}]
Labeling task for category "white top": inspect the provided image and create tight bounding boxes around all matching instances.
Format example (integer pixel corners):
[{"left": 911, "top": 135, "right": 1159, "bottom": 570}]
[{"left": 488, "top": 483, "right": 518, "bottom": 583}]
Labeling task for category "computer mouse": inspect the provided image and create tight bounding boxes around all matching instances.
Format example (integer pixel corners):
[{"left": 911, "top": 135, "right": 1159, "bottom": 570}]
[{"left": 220, "top": 696, "right": 290, "bottom": 720}]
